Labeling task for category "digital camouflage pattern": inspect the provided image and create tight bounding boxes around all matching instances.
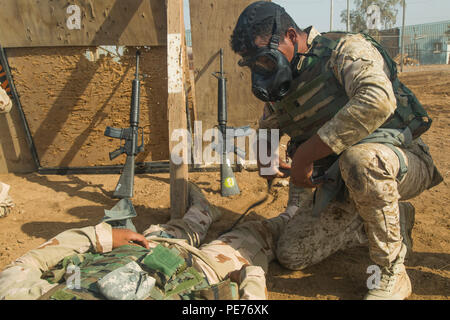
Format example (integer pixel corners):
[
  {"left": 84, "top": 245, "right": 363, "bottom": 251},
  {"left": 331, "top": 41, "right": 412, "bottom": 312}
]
[
  {"left": 316, "top": 32, "right": 398, "bottom": 154},
  {"left": 262, "top": 28, "right": 442, "bottom": 279},
  {"left": 0, "top": 182, "right": 289, "bottom": 300},
  {"left": 276, "top": 141, "right": 433, "bottom": 270},
  {"left": 97, "top": 261, "right": 156, "bottom": 300}
]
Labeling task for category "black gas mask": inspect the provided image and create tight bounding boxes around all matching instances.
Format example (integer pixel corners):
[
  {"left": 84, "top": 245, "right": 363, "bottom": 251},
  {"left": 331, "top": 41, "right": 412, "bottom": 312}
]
[{"left": 238, "top": 7, "right": 299, "bottom": 102}]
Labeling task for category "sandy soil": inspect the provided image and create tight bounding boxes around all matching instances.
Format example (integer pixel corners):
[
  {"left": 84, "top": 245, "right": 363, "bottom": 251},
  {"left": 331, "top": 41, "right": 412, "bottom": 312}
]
[{"left": 0, "top": 65, "right": 449, "bottom": 300}]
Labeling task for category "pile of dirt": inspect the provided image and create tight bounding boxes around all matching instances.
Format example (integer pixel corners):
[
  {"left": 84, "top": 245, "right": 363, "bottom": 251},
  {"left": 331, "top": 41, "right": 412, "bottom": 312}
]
[
  {"left": 0, "top": 65, "right": 448, "bottom": 300},
  {"left": 394, "top": 54, "right": 420, "bottom": 66}
]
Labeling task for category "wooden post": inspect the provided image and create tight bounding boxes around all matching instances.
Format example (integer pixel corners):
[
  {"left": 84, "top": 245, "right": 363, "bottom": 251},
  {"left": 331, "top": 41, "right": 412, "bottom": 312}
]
[
  {"left": 184, "top": 41, "right": 198, "bottom": 123},
  {"left": 167, "top": 0, "right": 188, "bottom": 219},
  {"left": 185, "top": 48, "right": 198, "bottom": 124},
  {"left": 188, "top": 69, "right": 198, "bottom": 121}
]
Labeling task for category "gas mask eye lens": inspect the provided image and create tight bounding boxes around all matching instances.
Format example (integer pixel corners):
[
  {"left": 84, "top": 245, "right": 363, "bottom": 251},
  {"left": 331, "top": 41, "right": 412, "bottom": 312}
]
[
  {"left": 238, "top": 54, "right": 276, "bottom": 75},
  {"left": 253, "top": 55, "right": 276, "bottom": 75}
]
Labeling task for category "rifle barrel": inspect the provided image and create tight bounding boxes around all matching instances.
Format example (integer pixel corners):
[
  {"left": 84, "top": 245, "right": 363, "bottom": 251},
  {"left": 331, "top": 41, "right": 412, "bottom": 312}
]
[
  {"left": 219, "top": 48, "right": 224, "bottom": 76},
  {"left": 217, "top": 49, "right": 227, "bottom": 126},
  {"left": 130, "top": 51, "right": 141, "bottom": 127}
]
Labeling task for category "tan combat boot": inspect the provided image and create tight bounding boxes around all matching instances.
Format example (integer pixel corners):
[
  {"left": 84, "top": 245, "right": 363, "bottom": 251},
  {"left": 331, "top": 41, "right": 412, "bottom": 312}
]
[
  {"left": 399, "top": 202, "right": 415, "bottom": 258},
  {"left": 188, "top": 181, "right": 222, "bottom": 222},
  {"left": 265, "top": 183, "right": 305, "bottom": 239},
  {"left": 283, "top": 181, "right": 313, "bottom": 218},
  {"left": 364, "top": 244, "right": 412, "bottom": 300},
  {"left": 287, "top": 182, "right": 304, "bottom": 208},
  {"left": 272, "top": 182, "right": 305, "bottom": 222}
]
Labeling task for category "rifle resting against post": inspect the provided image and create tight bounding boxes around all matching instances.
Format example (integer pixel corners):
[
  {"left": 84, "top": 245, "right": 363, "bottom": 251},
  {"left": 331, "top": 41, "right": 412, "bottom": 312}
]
[{"left": 102, "top": 50, "right": 144, "bottom": 232}]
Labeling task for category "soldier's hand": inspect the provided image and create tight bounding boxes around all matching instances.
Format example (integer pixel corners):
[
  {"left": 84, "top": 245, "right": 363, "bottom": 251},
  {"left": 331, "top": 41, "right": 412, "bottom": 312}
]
[
  {"left": 290, "top": 134, "right": 334, "bottom": 188},
  {"left": 279, "top": 158, "right": 291, "bottom": 174},
  {"left": 227, "top": 264, "right": 250, "bottom": 285},
  {"left": 112, "top": 229, "right": 150, "bottom": 249},
  {"left": 291, "top": 160, "right": 316, "bottom": 188},
  {"left": 291, "top": 148, "right": 317, "bottom": 188}
]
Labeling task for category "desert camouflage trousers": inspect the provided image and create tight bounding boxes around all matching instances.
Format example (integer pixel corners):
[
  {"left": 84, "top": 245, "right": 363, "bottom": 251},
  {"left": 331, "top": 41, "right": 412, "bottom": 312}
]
[
  {"left": 145, "top": 204, "right": 289, "bottom": 299},
  {"left": 277, "top": 141, "right": 437, "bottom": 270},
  {"left": 0, "top": 201, "right": 287, "bottom": 300}
]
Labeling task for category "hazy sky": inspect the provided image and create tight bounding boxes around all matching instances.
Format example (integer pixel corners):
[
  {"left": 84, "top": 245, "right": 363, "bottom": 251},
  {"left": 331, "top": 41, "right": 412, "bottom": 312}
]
[{"left": 184, "top": 0, "right": 450, "bottom": 33}]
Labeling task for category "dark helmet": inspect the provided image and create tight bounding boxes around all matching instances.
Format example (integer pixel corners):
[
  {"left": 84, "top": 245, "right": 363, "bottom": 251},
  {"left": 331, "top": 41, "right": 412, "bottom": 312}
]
[
  {"left": 234, "top": 1, "right": 287, "bottom": 54},
  {"left": 234, "top": 2, "right": 296, "bottom": 102}
]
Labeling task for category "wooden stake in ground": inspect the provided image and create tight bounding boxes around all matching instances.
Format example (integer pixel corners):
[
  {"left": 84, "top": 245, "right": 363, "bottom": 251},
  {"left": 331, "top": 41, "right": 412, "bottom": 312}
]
[{"left": 167, "top": 0, "right": 189, "bottom": 219}]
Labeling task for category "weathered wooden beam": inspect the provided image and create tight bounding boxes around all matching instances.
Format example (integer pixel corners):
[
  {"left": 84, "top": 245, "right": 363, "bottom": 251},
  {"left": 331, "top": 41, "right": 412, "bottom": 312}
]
[
  {"left": 0, "top": 0, "right": 167, "bottom": 47},
  {"left": 167, "top": 0, "right": 188, "bottom": 219},
  {"left": 189, "top": 0, "right": 264, "bottom": 133}
]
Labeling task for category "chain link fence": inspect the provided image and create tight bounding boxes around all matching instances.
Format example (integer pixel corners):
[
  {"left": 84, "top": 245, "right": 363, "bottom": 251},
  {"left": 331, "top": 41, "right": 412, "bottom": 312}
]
[{"left": 365, "top": 20, "right": 449, "bottom": 66}]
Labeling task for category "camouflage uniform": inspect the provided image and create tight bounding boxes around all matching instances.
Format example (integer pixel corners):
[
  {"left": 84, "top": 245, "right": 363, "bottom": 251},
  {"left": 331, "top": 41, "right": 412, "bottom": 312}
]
[
  {"left": 0, "top": 88, "right": 13, "bottom": 217},
  {"left": 0, "top": 183, "right": 290, "bottom": 300},
  {"left": 260, "top": 28, "right": 441, "bottom": 277}
]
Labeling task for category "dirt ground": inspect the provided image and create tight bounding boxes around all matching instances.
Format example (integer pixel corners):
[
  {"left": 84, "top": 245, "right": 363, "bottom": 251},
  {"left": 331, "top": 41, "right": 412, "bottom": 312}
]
[{"left": 0, "top": 65, "right": 449, "bottom": 300}]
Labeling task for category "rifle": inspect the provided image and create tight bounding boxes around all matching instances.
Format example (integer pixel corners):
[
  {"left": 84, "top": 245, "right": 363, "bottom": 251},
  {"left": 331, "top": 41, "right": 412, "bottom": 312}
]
[
  {"left": 102, "top": 51, "right": 144, "bottom": 232},
  {"left": 212, "top": 49, "right": 252, "bottom": 197},
  {"left": 104, "top": 50, "right": 144, "bottom": 199}
]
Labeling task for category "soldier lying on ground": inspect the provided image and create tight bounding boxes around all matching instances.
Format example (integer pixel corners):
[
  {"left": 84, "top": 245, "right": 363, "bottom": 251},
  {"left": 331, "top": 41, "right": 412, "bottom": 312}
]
[{"left": 0, "top": 182, "right": 297, "bottom": 300}]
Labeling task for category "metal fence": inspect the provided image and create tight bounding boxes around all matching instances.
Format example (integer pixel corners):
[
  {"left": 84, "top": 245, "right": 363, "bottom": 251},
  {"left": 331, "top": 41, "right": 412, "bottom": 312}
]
[
  {"left": 400, "top": 20, "right": 449, "bottom": 65},
  {"left": 361, "top": 20, "right": 449, "bottom": 66}
]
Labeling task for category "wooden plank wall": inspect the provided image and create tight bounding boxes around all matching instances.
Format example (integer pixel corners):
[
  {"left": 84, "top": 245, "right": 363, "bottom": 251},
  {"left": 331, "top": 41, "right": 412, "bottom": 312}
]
[
  {"left": 0, "top": 0, "right": 166, "bottom": 47},
  {"left": 189, "top": 0, "right": 267, "bottom": 135},
  {"left": 0, "top": 0, "right": 267, "bottom": 173},
  {"left": 0, "top": 0, "right": 170, "bottom": 173},
  {"left": 3, "top": 46, "right": 169, "bottom": 170}
]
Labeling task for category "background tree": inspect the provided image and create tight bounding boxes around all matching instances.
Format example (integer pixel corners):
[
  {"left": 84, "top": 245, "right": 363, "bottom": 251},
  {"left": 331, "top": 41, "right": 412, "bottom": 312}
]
[{"left": 341, "top": 0, "right": 402, "bottom": 32}]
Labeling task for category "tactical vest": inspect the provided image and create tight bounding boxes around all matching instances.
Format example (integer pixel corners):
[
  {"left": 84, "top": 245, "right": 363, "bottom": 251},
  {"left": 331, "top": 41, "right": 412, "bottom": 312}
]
[
  {"left": 271, "top": 32, "right": 432, "bottom": 146},
  {"left": 38, "top": 241, "right": 239, "bottom": 300}
]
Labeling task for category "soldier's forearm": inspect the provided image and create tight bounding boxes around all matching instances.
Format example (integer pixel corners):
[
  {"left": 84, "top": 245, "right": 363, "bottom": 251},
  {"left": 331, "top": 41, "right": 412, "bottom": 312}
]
[
  {"left": 293, "top": 134, "right": 334, "bottom": 164},
  {"left": 6, "top": 222, "right": 112, "bottom": 273},
  {"left": 0, "top": 222, "right": 113, "bottom": 300}
]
